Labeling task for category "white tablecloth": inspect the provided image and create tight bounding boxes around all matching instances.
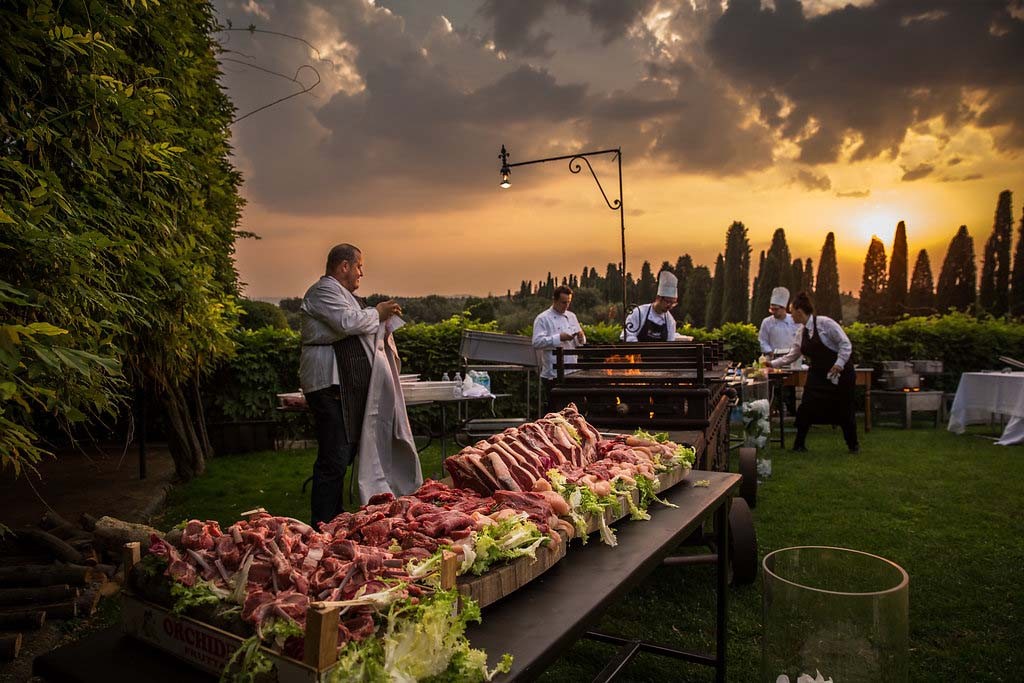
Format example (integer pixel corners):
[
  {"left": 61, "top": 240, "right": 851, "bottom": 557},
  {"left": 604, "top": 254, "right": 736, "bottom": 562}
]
[{"left": 947, "top": 372, "right": 1024, "bottom": 445}]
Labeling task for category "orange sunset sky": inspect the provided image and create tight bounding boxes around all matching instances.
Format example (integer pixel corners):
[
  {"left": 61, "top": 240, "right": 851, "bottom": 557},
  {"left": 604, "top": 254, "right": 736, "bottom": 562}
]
[{"left": 215, "top": 0, "right": 1024, "bottom": 300}]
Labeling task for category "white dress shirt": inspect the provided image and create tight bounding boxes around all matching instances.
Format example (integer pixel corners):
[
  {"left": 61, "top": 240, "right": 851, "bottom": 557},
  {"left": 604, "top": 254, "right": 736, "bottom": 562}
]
[
  {"left": 532, "top": 307, "right": 586, "bottom": 379},
  {"left": 299, "top": 276, "right": 380, "bottom": 393},
  {"left": 770, "top": 315, "right": 852, "bottom": 370},
  {"left": 623, "top": 303, "right": 677, "bottom": 342},
  {"left": 758, "top": 314, "right": 800, "bottom": 354}
]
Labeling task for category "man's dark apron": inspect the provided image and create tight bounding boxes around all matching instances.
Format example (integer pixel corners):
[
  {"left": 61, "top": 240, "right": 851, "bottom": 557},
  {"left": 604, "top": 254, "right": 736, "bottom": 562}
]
[
  {"left": 332, "top": 336, "right": 372, "bottom": 440},
  {"left": 636, "top": 305, "right": 668, "bottom": 342},
  {"left": 799, "top": 315, "right": 855, "bottom": 425}
]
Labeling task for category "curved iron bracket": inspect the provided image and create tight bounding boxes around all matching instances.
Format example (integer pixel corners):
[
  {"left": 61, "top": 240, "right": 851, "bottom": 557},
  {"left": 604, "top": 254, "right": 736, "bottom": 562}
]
[{"left": 569, "top": 155, "right": 621, "bottom": 211}]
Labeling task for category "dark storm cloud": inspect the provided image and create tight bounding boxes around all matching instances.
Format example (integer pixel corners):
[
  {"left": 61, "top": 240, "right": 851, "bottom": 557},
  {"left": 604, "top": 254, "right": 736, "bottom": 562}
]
[
  {"left": 836, "top": 189, "right": 871, "bottom": 198},
  {"left": 480, "top": 0, "right": 658, "bottom": 57},
  {"left": 707, "top": 0, "right": 1024, "bottom": 163},
  {"left": 793, "top": 168, "right": 832, "bottom": 191},
  {"left": 901, "top": 163, "right": 935, "bottom": 181}
]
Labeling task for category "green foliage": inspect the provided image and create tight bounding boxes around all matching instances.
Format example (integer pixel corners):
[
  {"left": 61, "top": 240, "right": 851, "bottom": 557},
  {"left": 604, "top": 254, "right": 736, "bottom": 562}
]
[
  {"left": 887, "top": 221, "right": 909, "bottom": 318},
  {"left": 206, "top": 328, "right": 300, "bottom": 421},
  {"left": 706, "top": 254, "right": 725, "bottom": 330},
  {"left": 847, "top": 312, "right": 1024, "bottom": 388},
  {"left": 1010, "top": 207, "right": 1024, "bottom": 316},
  {"left": 752, "top": 228, "right": 792, "bottom": 322},
  {"left": 936, "top": 225, "right": 977, "bottom": 313},
  {"left": 0, "top": 0, "right": 243, "bottom": 479},
  {"left": 581, "top": 322, "right": 621, "bottom": 344},
  {"left": 721, "top": 222, "right": 751, "bottom": 324},
  {"left": 908, "top": 249, "right": 936, "bottom": 314},
  {"left": 237, "top": 299, "right": 288, "bottom": 331},
  {"left": 394, "top": 314, "right": 497, "bottom": 380},
  {"left": 816, "top": 232, "right": 843, "bottom": 321},
  {"left": 979, "top": 190, "right": 1013, "bottom": 316},
  {"left": 858, "top": 237, "right": 888, "bottom": 323}
]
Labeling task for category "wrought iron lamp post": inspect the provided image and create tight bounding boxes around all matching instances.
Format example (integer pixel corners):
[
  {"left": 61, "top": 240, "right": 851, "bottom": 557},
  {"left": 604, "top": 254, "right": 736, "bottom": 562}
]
[{"left": 498, "top": 144, "right": 628, "bottom": 329}]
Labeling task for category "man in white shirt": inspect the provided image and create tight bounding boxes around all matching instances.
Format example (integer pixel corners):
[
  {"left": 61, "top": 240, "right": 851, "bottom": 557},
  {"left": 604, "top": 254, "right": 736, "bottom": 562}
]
[
  {"left": 300, "top": 243, "right": 421, "bottom": 526},
  {"left": 624, "top": 270, "right": 678, "bottom": 342},
  {"left": 532, "top": 286, "right": 586, "bottom": 396},
  {"left": 758, "top": 287, "right": 799, "bottom": 359}
]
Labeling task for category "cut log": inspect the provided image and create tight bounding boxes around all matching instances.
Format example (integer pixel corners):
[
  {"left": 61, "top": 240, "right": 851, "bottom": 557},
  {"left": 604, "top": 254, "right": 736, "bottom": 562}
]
[
  {"left": 0, "top": 634, "right": 22, "bottom": 662},
  {"left": 76, "top": 589, "right": 100, "bottom": 617},
  {"left": 0, "top": 610, "right": 45, "bottom": 630},
  {"left": 93, "top": 563, "right": 117, "bottom": 579},
  {"left": 79, "top": 547, "right": 99, "bottom": 567},
  {"left": 33, "top": 600, "right": 78, "bottom": 620},
  {"left": 80, "top": 513, "right": 99, "bottom": 532},
  {"left": 14, "top": 529, "right": 82, "bottom": 564},
  {"left": 39, "top": 511, "right": 93, "bottom": 541},
  {"left": 0, "top": 554, "right": 54, "bottom": 567},
  {"left": 0, "top": 584, "right": 78, "bottom": 607},
  {"left": 0, "top": 564, "right": 96, "bottom": 588},
  {"left": 93, "top": 517, "right": 162, "bottom": 554}
]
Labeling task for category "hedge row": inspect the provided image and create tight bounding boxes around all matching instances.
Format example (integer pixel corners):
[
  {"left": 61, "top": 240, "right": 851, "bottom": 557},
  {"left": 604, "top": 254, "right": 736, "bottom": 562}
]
[{"left": 205, "top": 312, "right": 1024, "bottom": 421}]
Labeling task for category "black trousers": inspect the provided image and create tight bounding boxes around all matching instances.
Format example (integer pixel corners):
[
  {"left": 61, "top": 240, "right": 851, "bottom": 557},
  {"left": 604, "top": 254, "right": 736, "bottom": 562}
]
[
  {"left": 306, "top": 386, "right": 357, "bottom": 528},
  {"left": 792, "top": 398, "right": 858, "bottom": 449}
]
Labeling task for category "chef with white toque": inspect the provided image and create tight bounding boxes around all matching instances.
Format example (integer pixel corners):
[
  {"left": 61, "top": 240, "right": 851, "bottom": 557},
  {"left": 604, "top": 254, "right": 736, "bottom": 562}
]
[
  {"left": 624, "top": 270, "right": 679, "bottom": 342},
  {"left": 758, "top": 286, "right": 800, "bottom": 359}
]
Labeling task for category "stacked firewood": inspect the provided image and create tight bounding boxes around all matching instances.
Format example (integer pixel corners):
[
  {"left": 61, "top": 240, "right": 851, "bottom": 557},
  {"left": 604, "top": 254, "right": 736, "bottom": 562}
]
[{"left": 0, "top": 511, "right": 160, "bottom": 662}]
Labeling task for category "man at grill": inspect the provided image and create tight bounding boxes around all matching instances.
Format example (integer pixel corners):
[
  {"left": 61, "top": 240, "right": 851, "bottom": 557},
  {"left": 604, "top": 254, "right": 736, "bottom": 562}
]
[
  {"left": 758, "top": 286, "right": 799, "bottom": 360},
  {"left": 769, "top": 291, "right": 859, "bottom": 454},
  {"left": 624, "top": 270, "right": 679, "bottom": 342},
  {"left": 300, "top": 243, "right": 423, "bottom": 527},
  {"left": 532, "top": 285, "right": 586, "bottom": 396}
]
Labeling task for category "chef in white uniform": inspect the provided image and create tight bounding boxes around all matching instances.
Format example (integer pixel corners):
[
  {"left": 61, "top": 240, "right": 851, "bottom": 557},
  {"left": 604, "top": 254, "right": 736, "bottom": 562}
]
[
  {"left": 758, "top": 286, "right": 799, "bottom": 361},
  {"left": 624, "top": 271, "right": 678, "bottom": 342}
]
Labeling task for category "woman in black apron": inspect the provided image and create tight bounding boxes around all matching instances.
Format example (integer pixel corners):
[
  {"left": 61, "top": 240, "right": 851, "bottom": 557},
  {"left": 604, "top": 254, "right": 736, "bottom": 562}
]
[{"left": 770, "top": 292, "right": 859, "bottom": 453}]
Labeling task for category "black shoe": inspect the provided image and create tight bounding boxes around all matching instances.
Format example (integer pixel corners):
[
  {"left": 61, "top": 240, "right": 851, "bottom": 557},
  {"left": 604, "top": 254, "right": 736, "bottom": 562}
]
[
  {"left": 848, "top": 445, "right": 860, "bottom": 454},
  {"left": 791, "top": 444, "right": 808, "bottom": 452}
]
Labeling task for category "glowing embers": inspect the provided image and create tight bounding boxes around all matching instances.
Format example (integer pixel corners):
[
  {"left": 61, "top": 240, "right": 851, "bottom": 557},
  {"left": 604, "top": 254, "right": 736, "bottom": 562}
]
[{"left": 603, "top": 353, "right": 642, "bottom": 376}]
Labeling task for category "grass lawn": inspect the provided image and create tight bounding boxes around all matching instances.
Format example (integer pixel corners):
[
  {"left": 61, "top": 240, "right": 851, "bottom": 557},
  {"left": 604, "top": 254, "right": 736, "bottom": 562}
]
[{"left": 154, "top": 425, "right": 1024, "bottom": 681}]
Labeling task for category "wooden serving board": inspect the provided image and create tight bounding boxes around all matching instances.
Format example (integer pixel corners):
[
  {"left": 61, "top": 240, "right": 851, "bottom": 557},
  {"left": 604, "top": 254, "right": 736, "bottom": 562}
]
[{"left": 457, "top": 530, "right": 568, "bottom": 610}]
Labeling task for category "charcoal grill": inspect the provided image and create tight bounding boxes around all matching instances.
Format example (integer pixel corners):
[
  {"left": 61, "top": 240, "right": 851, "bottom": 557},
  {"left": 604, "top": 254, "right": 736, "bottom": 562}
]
[{"left": 549, "top": 342, "right": 727, "bottom": 430}]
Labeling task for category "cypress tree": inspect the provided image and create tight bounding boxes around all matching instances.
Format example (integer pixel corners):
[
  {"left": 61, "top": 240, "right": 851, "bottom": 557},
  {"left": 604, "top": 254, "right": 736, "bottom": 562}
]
[
  {"left": 752, "top": 229, "right": 791, "bottom": 322},
  {"left": 604, "top": 263, "right": 620, "bottom": 303},
  {"left": 804, "top": 258, "right": 814, "bottom": 297},
  {"left": 908, "top": 249, "right": 936, "bottom": 313},
  {"left": 859, "top": 237, "right": 888, "bottom": 323},
  {"left": 707, "top": 254, "right": 725, "bottom": 330},
  {"left": 683, "top": 265, "right": 712, "bottom": 328},
  {"left": 721, "top": 221, "right": 752, "bottom": 323},
  {"left": 637, "top": 261, "right": 656, "bottom": 302},
  {"left": 751, "top": 250, "right": 765, "bottom": 320},
  {"left": 816, "top": 232, "right": 843, "bottom": 321},
  {"left": 887, "top": 221, "right": 908, "bottom": 319},
  {"left": 790, "top": 258, "right": 805, "bottom": 299},
  {"left": 979, "top": 190, "right": 1013, "bottom": 316},
  {"left": 674, "top": 254, "right": 694, "bottom": 288},
  {"left": 1011, "top": 207, "right": 1024, "bottom": 317},
  {"left": 936, "top": 226, "right": 977, "bottom": 312},
  {"left": 580, "top": 267, "right": 589, "bottom": 288}
]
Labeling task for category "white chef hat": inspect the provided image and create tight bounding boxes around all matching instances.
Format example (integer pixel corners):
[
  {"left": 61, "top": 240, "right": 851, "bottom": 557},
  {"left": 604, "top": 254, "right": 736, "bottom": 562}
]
[
  {"left": 770, "top": 286, "right": 790, "bottom": 308},
  {"left": 657, "top": 270, "right": 678, "bottom": 298}
]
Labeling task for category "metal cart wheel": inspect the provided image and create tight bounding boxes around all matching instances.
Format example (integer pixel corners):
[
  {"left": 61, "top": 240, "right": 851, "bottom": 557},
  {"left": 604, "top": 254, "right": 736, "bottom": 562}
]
[
  {"left": 728, "top": 497, "right": 758, "bottom": 585},
  {"left": 738, "top": 447, "right": 758, "bottom": 508}
]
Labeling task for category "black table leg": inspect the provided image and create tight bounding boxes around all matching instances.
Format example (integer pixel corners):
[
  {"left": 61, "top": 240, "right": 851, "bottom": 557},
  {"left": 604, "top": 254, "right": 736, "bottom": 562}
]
[{"left": 715, "top": 499, "right": 730, "bottom": 683}]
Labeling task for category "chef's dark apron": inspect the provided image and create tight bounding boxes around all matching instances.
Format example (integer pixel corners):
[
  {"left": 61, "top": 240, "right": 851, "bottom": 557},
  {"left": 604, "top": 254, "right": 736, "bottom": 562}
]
[
  {"left": 635, "top": 305, "right": 668, "bottom": 342},
  {"left": 799, "top": 315, "right": 855, "bottom": 425},
  {"left": 332, "top": 335, "right": 372, "bottom": 440}
]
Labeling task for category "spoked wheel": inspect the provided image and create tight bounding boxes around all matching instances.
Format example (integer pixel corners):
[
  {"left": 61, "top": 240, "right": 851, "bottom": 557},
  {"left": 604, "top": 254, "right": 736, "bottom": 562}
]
[
  {"left": 728, "top": 497, "right": 758, "bottom": 585},
  {"left": 738, "top": 447, "right": 758, "bottom": 508}
]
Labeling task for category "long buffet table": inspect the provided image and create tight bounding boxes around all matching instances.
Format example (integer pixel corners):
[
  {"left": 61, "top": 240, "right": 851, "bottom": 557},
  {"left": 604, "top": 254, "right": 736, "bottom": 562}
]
[{"left": 33, "top": 471, "right": 741, "bottom": 683}]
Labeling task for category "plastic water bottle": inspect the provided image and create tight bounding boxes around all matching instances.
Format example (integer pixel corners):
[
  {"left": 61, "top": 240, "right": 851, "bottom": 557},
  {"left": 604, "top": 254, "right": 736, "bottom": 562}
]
[
  {"left": 480, "top": 371, "right": 491, "bottom": 393},
  {"left": 453, "top": 371, "right": 462, "bottom": 383},
  {"left": 441, "top": 372, "right": 450, "bottom": 382}
]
